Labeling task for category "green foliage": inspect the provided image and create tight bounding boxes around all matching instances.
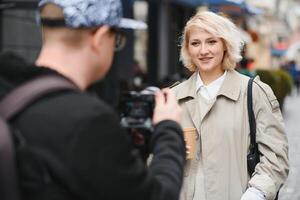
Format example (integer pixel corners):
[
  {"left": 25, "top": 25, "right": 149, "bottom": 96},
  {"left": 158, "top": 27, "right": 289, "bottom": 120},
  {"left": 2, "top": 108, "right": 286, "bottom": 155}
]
[
  {"left": 274, "top": 70, "right": 293, "bottom": 103},
  {"left": 255, "top": 69, "right": 277, "bottom": 92},
  {"left": 255, "top": 69, "right": 293, "bottom": 110}
]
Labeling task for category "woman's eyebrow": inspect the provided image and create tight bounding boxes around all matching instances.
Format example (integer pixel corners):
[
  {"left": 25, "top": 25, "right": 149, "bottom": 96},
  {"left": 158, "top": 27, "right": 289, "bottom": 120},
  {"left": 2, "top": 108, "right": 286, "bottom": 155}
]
[{"left": 206, "top": 37, "right": 217, "bottom": 40}]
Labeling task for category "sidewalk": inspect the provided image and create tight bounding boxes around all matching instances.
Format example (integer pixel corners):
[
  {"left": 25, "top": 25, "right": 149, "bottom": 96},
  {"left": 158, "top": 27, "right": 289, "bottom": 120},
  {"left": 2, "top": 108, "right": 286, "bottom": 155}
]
[{"left": 278, "top": 93, "right": 300, "bottom": 200}]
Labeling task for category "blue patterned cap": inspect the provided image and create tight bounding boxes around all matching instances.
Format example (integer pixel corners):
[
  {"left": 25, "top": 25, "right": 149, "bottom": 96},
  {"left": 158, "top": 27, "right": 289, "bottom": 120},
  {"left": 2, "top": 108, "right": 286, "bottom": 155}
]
[{"left": 37, "top": 0, "right": 147, "bottom": 29}]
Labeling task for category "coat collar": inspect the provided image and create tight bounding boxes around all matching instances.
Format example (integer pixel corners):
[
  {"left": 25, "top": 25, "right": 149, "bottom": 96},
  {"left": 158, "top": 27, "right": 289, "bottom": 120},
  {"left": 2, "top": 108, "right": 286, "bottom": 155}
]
[
  {"left": 217, "top": 69, "right": 241, "bottom": 101},
  {"left": 176, "top": 72, "right": 198, "bottom": 100},
  {"left": 176, "top": 69, "right": 241, "bottom": 101}
]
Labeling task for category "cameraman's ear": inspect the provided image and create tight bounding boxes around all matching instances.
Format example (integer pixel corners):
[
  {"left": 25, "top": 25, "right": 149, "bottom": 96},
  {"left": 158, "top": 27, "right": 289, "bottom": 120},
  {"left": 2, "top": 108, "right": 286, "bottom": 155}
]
[{"left": 90, "top": 25, "right": 111, "bottom": 53}]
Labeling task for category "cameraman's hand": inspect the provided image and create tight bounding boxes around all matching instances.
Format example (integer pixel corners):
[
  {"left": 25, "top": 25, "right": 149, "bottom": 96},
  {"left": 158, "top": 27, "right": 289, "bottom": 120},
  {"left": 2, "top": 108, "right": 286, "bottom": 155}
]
[{"left": 152, "top": 88, "right": 181, "bottom": 125}]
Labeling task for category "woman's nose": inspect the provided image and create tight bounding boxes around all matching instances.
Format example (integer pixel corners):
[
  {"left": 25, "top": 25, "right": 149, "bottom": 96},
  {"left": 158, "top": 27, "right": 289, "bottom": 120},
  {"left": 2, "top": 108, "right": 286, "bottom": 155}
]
[{"left": 199, "top": 44, "right": 209, "bottom": 55}]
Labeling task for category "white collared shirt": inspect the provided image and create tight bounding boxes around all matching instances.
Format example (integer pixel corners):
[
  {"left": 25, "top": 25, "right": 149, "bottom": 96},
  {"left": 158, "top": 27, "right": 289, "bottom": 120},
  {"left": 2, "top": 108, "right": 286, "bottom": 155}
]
[{"left": 196, "top": 71, "right": 227, "bottom": 100}]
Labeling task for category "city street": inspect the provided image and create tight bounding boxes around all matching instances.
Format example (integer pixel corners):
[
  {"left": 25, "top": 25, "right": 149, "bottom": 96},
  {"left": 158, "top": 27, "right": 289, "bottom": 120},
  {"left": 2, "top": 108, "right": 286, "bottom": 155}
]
[{"left": 278, "top": 92, "right": 300, "bottom": 200}]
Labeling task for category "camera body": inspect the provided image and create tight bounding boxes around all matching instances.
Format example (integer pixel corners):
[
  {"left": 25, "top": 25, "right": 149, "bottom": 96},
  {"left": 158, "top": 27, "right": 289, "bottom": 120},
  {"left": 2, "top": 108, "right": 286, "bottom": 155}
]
[
  {"left": 119, "top": 87, "right": 158, "bottom": 159},
  {"left": 120, "top": 91, "right": 155, "bottom": 131},
  {"left": 120, "top": 86, "right": 158, "bottom": 130}
]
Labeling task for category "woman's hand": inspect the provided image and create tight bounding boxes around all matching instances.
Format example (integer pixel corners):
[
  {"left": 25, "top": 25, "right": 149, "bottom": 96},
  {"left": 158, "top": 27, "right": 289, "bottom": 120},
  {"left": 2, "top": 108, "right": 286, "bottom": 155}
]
[{"left": 241, "top": 187, "right": 266, "bottom": 200}]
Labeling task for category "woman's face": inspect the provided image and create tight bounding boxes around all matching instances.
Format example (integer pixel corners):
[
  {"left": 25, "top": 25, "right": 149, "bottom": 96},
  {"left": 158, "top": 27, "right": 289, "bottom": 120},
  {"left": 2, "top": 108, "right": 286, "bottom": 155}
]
[{"left": 187, "top": 26, "right": 225, "bottom": 75}]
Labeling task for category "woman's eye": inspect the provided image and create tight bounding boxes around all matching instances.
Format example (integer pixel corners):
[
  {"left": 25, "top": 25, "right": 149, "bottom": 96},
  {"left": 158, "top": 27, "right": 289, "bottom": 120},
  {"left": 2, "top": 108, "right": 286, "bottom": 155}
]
[
  {"left": 191, "top": 41, "right": 200, "bottom": 46},
  {"left": 207, "top": 40, "right": 217, "bottom": 45}
]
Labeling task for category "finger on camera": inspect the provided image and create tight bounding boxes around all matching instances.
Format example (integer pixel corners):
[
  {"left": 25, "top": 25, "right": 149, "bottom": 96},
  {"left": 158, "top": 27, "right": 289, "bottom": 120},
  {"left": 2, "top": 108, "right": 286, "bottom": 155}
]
[
  {"left": 155, "top": 90, "right": 165, "bottom": 106},
  {"left": 163, "top": 90, "right": 178, "bottom": 106}
]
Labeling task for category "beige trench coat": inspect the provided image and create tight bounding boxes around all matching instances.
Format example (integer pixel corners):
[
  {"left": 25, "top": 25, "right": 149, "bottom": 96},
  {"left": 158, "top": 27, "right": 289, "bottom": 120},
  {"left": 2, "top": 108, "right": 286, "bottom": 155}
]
[{"left": 171, "top": 70, "right": 289, "bottom": 200}]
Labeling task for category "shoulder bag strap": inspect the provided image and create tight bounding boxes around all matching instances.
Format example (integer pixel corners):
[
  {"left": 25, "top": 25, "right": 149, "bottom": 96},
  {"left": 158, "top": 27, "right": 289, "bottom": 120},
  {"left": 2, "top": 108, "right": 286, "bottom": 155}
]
[
  {"left": 247, "top": 76, "right": 256, "bottom": 153},
  {"left": 247, "top": 77, "right": 280, "bottom": 199},
  {"left": 247, "top": 76, "right": 260, "bottom": 176}
]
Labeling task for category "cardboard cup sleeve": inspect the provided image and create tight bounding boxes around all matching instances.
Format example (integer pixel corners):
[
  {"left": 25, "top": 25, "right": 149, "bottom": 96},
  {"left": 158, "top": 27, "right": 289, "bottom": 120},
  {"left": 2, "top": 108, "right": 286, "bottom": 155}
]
[{"left": 183, "top": 127, "right": 197, "bottom": 159}]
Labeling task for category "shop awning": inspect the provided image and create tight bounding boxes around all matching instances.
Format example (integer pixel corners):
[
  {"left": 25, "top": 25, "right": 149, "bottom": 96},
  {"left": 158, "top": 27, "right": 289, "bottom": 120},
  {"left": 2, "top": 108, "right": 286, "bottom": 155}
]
[
  {"left": 171, "top": 0, "right": 262, "bottom": 15},
  {"left": 203, "top": 0, "right": 244, "bottom": 6},
  {"left": 171, "top": 0, "right": 245, "bottom": 6},
  {"left": 170, "top": 0, "right": 203, "bottom": 7}
]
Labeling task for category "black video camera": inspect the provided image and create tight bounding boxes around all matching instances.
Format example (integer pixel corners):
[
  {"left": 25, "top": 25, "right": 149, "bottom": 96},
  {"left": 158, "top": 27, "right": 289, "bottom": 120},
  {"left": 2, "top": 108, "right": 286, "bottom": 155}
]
[{"left": 119, "top": 87, "right": 159, "bottom": 159}]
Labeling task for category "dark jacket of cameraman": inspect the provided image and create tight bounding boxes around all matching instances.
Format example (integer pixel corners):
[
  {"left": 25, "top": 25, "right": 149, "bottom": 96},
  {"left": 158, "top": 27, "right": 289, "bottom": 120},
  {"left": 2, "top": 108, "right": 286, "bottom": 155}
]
[{"left": 0, "top": 54, "right": 186, "bottom": 200}]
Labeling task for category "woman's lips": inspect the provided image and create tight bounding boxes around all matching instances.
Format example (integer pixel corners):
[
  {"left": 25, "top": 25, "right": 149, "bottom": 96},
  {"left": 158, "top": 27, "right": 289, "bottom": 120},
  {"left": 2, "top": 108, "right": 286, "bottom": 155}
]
[{"left": 199, "top": 57, "right": 213, "bottom": 61}]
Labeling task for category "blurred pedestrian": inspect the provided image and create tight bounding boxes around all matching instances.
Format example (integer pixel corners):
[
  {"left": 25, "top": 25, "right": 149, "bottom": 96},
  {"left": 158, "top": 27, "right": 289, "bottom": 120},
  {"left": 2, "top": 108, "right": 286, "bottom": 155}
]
[
  {"left": 287, "top": 60, "right": 300, "bottom": 95},
  {"left": 171, "top": 11, "right": 289, "bottom": 200},
  {"left": 0, "top": 0, "right": 186, "bottom": 199}
]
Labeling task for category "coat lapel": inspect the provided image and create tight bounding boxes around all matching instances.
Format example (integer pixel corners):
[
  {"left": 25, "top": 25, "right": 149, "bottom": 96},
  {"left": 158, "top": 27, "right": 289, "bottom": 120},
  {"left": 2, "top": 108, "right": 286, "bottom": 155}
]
[
  {"left": 197, "top": 96, "right": 215, "bottom": 122},
  {"left": 186, "top": 97, "right": 202, "bottom": 134},
  {"left": 198, "top": 70, "right": 242, "bottom": 121},
  {"left": 175, "top": 73, "right": 202, "bottom": 133},
  {"left": 217, "top": 69, "right": 241, "bottom": 101},
  {"left": 175, "top": 70, "right": 241, "bottom": 133}
]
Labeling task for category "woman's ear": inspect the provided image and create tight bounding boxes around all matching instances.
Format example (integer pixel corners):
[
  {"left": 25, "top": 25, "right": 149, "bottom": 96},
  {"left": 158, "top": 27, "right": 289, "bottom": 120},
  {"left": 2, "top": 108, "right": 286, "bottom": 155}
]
[{"left": 90, "top": 25, "right": 111, "bottom": 53}]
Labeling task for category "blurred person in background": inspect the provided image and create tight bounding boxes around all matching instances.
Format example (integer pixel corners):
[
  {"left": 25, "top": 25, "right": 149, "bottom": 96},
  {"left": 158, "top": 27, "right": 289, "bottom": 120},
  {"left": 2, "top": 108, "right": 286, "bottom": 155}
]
[
  {"left": 286, "top": 60, "right": 300, "bottom": 95},
  {"left": 171, "top": 11, "right": 288, "bottom": 200},
  {"left": 0, "top": 0, "right": 186, "bottom": 199}
]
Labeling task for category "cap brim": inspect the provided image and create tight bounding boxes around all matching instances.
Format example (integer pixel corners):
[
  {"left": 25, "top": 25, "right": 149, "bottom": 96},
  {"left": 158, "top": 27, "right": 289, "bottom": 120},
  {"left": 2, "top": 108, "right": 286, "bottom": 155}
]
[{"left": 119, "top": 18, "right": 147, "bottom": 30}]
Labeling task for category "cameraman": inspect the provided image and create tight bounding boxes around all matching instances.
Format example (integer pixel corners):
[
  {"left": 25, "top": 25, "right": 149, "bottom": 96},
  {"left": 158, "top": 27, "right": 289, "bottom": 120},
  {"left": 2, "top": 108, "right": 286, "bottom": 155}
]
[{"left": 0, "top": 0, "right": 185, "bottom": 200}]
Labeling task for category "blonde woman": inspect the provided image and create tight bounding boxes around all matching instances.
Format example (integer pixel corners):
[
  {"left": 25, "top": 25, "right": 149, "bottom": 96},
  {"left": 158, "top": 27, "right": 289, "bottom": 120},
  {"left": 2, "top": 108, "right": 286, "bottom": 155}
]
[{"left": 172, "top": 11, "right": 289, "bottom": 200}]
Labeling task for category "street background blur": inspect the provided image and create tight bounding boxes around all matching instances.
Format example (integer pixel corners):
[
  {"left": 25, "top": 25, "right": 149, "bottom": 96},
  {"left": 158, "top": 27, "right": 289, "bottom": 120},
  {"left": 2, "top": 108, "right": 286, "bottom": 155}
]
[{"left": 0, "top": 0, "right": 299, "bottom": 199}]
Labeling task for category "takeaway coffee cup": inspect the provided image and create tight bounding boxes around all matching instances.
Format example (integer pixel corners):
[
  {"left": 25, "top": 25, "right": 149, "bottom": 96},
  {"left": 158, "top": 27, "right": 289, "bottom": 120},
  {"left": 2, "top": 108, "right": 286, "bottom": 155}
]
[{"left": 183, "top": 127, "right": 197, "bottom": 159}]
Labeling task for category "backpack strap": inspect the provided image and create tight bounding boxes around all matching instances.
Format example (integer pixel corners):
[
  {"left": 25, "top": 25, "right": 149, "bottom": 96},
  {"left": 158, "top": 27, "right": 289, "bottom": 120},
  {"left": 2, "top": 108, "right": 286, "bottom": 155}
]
[
  {"left": 0, "top": 117, "right": 21, "bottom": 200},
  {"left": 0, "top": 75, "right": 78, "bottom": 120},
  {"left": 0, "top": 75, "right": 78, "bottom": 200}
]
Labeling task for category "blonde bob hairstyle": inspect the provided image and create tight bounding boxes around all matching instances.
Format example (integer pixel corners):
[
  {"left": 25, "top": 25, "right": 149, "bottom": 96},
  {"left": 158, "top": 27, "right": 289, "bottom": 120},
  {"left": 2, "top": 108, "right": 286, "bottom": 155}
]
[{"left": 180, "top": 11, "right": 245, "bottom": 72}]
